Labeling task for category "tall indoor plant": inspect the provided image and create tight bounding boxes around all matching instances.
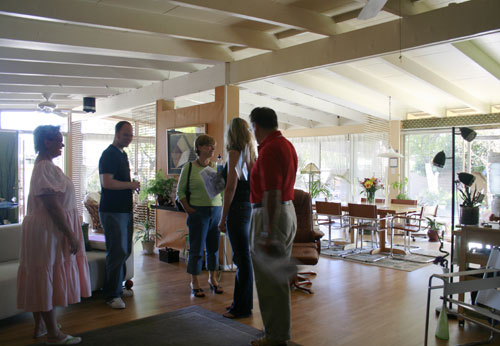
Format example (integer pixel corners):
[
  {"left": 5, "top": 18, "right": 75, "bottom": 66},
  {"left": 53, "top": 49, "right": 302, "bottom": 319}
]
[{"left": 457, "top": 185, "right": 484, "bottom": 225}]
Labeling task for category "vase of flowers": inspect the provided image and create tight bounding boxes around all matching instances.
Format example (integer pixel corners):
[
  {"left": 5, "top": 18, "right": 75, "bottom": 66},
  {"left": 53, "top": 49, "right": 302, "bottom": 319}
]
[{"left": 360, "top": 177, "right": 383, "bottom": 204}]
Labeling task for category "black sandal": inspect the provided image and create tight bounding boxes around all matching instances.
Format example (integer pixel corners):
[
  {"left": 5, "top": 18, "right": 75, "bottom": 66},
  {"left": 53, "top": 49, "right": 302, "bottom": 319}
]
[
  {"left": 209, "top": 283, "right": 224, "bottom": 294},
  {"left": 191, "top": 288, "right": 205, "bottom": 298}
]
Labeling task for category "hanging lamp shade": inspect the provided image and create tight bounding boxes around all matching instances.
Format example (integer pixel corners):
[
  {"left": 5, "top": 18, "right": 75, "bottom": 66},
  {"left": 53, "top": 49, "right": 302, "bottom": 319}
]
[
  {"left": 300, "top": 162, "right": 320, "bottom": 174},
  {"left": 460, "top": 127, "right": 477, "bottom": 142},
  {"left": 378, "top": 147, "right": 404, "bottom": 158},
  {"left": 458, "top": 172, "right": 475, "bottom": 187},
  {"left": 432, "top": 151, "right": 447, "bottom": 168}
]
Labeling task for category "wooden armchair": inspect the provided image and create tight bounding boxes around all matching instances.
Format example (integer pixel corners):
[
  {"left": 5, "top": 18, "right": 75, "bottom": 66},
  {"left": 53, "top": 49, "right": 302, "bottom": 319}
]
[{"left": 291, "top": 189, "right": 324, "bottom": 294}]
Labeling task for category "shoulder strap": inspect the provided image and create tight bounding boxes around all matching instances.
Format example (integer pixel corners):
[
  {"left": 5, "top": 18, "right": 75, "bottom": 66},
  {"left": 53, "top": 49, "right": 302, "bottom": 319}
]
[{"left": 186, "top": 162, "right": 192, "bottom": 194}]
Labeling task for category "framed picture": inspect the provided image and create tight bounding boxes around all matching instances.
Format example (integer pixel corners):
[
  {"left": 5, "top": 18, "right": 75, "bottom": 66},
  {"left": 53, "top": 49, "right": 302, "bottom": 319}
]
[
  {"left": 167, "top": 124, "right": 206, "bottom": 174},
  {"left": 389, "top": 158, "right": 398, "bottom": 168}
]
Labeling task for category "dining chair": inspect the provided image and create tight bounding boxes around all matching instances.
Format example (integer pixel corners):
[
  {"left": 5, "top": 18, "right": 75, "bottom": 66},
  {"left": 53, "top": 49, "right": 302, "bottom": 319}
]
[
  {"left": 391, "top": 203, "right": 438, "bottom": 253},
  {"left": 315, "top": 201, "right": 350, "bottom": 248},
  {"left": 346, "top": 203, "right": 393, "bottom": 258}
]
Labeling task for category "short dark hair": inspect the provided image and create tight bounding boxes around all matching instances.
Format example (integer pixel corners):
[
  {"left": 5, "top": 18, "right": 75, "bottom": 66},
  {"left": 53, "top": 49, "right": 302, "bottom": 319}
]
[
  {"left": 194, "top": 134, "right": 215, "bottom": 156},
  {"left": 33, "top": 125, "right": 60, "bottom": 153},
  {"left": 249, "top": 107, "right": 278, "bottom": 130},
  {"left": 115, "top": 121, "right": 132, "bottom": 134}
]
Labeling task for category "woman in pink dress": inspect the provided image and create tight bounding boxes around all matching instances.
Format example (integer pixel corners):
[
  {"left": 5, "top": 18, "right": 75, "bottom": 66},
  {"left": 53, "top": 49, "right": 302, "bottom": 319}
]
[{"left": 17, "top": 125, "right": 91, "bottom": 345}]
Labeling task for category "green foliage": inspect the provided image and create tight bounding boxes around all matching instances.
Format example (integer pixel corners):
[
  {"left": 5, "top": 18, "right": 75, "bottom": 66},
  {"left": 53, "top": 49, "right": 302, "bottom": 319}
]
[
  {"left": 143, "top": 169, "right": 177, "bottom": 206},
  {"left": 457, "top": 185, "right": 484, "bottom": 208},
  {"left": 391, "top": 177, "right": 410, "bottom": 200},
  {"left": 425, "top": 217, "right": 444, "bottom": 231},
  {"left": 134, "top": 218, "right": 162, "bottom": 243},
  {"left": 309, "top": 177, "right": 332, "bottom": 200}
]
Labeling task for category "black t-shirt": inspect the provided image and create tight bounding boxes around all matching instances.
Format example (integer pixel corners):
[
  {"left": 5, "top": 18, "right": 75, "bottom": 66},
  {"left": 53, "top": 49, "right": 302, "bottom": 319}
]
[{"left": 98, "top": 145, "right": 132, "bottom": 213}]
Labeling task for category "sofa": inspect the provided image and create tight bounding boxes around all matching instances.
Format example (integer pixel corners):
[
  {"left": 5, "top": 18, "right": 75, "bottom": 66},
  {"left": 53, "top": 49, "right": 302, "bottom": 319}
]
[{"left": 0, "top": 223, "right": 134, "bottom": 320}]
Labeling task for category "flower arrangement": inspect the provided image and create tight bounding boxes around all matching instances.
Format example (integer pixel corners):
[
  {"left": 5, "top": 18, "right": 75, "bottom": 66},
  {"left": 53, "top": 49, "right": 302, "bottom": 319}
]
[{"left": 360, "top": 177, "right": 383, "bottom": 203}]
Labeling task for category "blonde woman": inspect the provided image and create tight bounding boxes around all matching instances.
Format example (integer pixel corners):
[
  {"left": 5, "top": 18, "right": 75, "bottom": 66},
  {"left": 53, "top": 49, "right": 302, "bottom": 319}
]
[
  {"left": 177, "top": 134, "right": 223, "bottom": 297},
  {"left": 218, "top": 118, "right": 256, "bottom": 318}
]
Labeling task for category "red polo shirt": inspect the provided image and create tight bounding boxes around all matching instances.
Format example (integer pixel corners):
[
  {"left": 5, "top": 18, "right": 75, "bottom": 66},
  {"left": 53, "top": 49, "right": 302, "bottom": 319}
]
[{"left": 250, "top": 130, "right": 298, "bottom": 204}]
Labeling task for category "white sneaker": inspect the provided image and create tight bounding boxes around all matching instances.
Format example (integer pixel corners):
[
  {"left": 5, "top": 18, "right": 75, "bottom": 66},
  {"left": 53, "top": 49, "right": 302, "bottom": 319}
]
[
  {"left": 122, "top": 288, "right": 134, "bottom": 297},
  {"left": 107, "top": 297, "right": 126, "bottom": 309}
]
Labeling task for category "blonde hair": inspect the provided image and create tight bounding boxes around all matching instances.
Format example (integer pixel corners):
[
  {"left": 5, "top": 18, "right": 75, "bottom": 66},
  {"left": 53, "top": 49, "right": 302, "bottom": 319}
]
[{"left": 225, "top": 118, "right": 256, "bottom": 164}]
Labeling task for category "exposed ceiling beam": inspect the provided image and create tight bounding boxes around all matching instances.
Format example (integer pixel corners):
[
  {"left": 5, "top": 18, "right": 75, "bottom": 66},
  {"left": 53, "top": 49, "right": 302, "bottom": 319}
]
[
  {"left": 452, "top": 40, "right": 500, "bottom": 83},
  {"left": 0, "top": 85, "right": 118, "bottom": 96},
  {"left": 0, "top": 75, "right": 145, "bottom": 89},
  {"left": 239, "top": 103, "right": 318, "bottom": 128},
  {"left": 0, "top": 0, "right": 280, "bottom": 51},
  {"left": 239, "top": 90, "right": 339, "bottom": 126},
  {"left": 241, "top": 80, "right": 366, "bottom": 122},
  {"left": 327, "top": 65, "right": 446, "bottom": 117},
  {"left": 0, "top": 47, "right": 202, "bottom": 73},
  {"left": 0, "top": 15, "right": 232, "bottom": 64},
  {"left": 381, "top": 55, "right": 490, "bottom": 114},
  {"left": 229, "top": 0, "right": 500, "bottom": 84},
  {"left": 272, "top": 74, "right": 387, "bottom": 120},
  {"left": 169, "top": 0, "right": 338, "bottom": 36},
  {"left": 95, "top": 64, "right": 226, "bottom": 118},
  {"left": 0, "top": 60, "right": 175, "bottom": 81},
  {"left": 384, "top": 0, "right": 432, "bottom": 16}
]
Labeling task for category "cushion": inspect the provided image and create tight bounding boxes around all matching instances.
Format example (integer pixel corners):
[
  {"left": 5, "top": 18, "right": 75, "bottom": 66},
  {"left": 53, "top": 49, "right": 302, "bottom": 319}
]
[
  {"left": 0, "top": 261, "right": 23, "bottom": 319},
  {"left": 292, "top": 243, "right": 319, "bottom": 265},
  {"left": 0, "top": 224, "right": 22, "bottom": 262}
]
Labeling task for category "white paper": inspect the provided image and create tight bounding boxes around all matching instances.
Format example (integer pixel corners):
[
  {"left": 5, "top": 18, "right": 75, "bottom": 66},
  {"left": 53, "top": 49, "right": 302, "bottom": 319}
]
[{"left": 199, "top": 166, "right": 225, "bottom": 200}]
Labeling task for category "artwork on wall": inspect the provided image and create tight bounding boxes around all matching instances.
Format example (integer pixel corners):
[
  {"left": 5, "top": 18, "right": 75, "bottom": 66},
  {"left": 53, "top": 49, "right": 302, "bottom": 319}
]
[{"left": 167, "top": 124, "right": 206, "bottom": 174}]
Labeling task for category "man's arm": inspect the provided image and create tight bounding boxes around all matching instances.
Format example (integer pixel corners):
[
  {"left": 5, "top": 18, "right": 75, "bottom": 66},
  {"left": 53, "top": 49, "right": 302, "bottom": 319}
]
[
  {"left": 100, "top": 174, "right": 139, "bottom": 190},
  {"left": 262, "top": 189, "right": 282, "bottom": 238}
]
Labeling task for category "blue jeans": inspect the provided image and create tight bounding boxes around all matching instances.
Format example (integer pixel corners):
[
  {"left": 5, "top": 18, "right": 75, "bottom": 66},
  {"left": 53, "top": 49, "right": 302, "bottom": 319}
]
[
  {"left": 226, "top": 201, "right": 253, "bottom": 316},
  {"left": 99, "top": 212, "right": 133, "bottom": 301},
  {"left": 186, "top": 206, "right": 222, "bottom": 275}
]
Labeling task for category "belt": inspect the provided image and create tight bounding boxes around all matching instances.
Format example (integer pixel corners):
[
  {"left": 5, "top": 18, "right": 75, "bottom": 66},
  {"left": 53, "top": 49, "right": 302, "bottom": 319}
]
[{"left": 251, "top": 200, "right": 292, "bottom": 208}]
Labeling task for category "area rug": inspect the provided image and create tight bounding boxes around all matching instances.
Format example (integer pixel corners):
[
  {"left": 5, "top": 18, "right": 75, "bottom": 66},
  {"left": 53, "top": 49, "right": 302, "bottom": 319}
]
[
  {"left": 32, "top": 306, "right": 300, "bottom": 346},
  {"left": 320, "top": 246, "right": 437, "bottom": 272}
]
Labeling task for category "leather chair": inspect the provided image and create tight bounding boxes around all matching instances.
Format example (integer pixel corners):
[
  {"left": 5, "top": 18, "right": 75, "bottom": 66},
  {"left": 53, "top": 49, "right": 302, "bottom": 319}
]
[{"left": 291, "top": 189, "right": 324, "bottom": 294}]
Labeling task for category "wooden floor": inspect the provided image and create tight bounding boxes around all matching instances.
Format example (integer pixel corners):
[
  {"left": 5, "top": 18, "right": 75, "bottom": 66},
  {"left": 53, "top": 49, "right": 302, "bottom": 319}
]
[{"left": 0, "top": 236, "right": 497, "bottom": 346}]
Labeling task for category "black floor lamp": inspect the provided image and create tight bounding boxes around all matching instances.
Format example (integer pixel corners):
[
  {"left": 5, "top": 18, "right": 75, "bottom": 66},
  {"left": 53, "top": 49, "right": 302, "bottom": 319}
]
[{"left": 431, "top": 127, "right": 477, "bottom": 274}]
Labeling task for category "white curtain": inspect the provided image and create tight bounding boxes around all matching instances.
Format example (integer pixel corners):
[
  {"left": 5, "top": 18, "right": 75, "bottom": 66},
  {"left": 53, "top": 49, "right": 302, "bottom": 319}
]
[{"left": 352, "top": 133, "right": 388, "bottom": 200}]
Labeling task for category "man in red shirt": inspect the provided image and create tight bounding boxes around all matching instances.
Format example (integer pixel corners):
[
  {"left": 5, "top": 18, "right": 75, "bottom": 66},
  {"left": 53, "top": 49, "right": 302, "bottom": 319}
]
[{"left": 249, "top": 107, "right": 298, "bottom": 346}]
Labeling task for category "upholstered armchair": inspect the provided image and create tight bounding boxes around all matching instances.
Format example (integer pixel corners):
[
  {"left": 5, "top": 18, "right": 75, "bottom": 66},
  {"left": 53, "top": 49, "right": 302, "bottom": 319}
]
[{"left": 291, "top": 189, "right": 324, "bottom": 294}]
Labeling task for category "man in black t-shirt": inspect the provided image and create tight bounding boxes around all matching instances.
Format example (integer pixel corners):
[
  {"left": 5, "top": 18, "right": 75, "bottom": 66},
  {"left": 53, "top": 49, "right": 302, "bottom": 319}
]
[{"left": 98, "top": 121, "right": 140, "bottom": 309}]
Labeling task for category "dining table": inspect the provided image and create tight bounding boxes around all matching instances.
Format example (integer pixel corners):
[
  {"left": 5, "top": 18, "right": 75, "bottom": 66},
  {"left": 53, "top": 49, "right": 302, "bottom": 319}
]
[{"left": 340, "top": 202, "right": 420, "bottom": 256}]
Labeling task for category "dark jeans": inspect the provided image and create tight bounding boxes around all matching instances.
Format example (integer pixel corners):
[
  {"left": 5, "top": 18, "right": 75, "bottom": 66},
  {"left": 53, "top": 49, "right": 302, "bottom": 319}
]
[
  {"left": 226, "top": 201, "right": 253, "bottom": 316},
  {"left": 186, "top": 206, "right": 222, "bottom": 275},
  {"left": 99, "top": 211, "right": 133, "bottom": 301}
]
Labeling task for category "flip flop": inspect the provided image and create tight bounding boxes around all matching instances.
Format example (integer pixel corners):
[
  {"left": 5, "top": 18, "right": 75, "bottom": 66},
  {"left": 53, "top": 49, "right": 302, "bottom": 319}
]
[{"left": 46, "top": 335, "right": 82, "bottom": 345}]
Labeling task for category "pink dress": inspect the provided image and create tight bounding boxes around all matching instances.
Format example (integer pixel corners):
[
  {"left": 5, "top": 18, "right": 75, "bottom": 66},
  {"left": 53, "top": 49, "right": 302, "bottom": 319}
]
[{"left": 17, "top": 160, "right": 91, "bottom": 312}]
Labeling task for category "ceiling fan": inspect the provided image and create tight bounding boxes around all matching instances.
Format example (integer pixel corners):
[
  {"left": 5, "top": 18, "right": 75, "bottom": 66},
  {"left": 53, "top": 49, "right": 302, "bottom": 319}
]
[
  {"left": 357, "top": 0, "right": 389, "bottom": 20},
  {"left": 38, "top": 93, "right": 69, "bottom": 117},
  {"left": 38, "top": 93, "right": 88, "bottom": 117}
]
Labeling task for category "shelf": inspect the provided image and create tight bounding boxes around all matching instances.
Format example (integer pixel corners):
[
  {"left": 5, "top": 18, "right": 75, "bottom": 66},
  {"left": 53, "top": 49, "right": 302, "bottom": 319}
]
[{"left": 151, "top": 205, "right": 182, "bottom": 212}]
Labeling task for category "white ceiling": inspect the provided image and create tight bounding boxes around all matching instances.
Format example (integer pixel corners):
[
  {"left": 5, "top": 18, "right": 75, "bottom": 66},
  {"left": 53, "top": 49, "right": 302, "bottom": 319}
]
[{"left": 0, "top": 0, "right": 499, "bottom": 129}]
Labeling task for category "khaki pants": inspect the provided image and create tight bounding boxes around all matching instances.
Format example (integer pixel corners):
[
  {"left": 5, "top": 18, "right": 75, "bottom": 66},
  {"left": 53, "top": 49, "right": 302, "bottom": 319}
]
[{"left": 250, "top": 203, "right": 297, "bottom": 342}]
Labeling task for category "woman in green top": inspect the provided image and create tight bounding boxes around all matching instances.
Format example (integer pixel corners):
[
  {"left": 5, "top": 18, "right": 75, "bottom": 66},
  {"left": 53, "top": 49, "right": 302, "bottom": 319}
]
[{"left": 176, "top": 134, "right": 223, "bottom": 297}]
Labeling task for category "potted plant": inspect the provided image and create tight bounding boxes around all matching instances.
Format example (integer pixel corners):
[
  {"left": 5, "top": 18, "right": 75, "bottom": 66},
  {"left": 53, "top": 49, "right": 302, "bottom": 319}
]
[
  {"left": 143, "top": 169, "right": 177, "bottom": 206},
  {"left": 425, "top": 217, "right": 444, "bottom": 242},
  {"left": 391, "top": 177, "right": 410, "bottom": 200},
  {"left": 134, "top": 217, "right": 162, "bottom": 255},
  {"left": 457, "top": 185, "right": 484, "bottom": 225},
  {"left": 309, "top": 177, "right": 332, "bottom": 200}
]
